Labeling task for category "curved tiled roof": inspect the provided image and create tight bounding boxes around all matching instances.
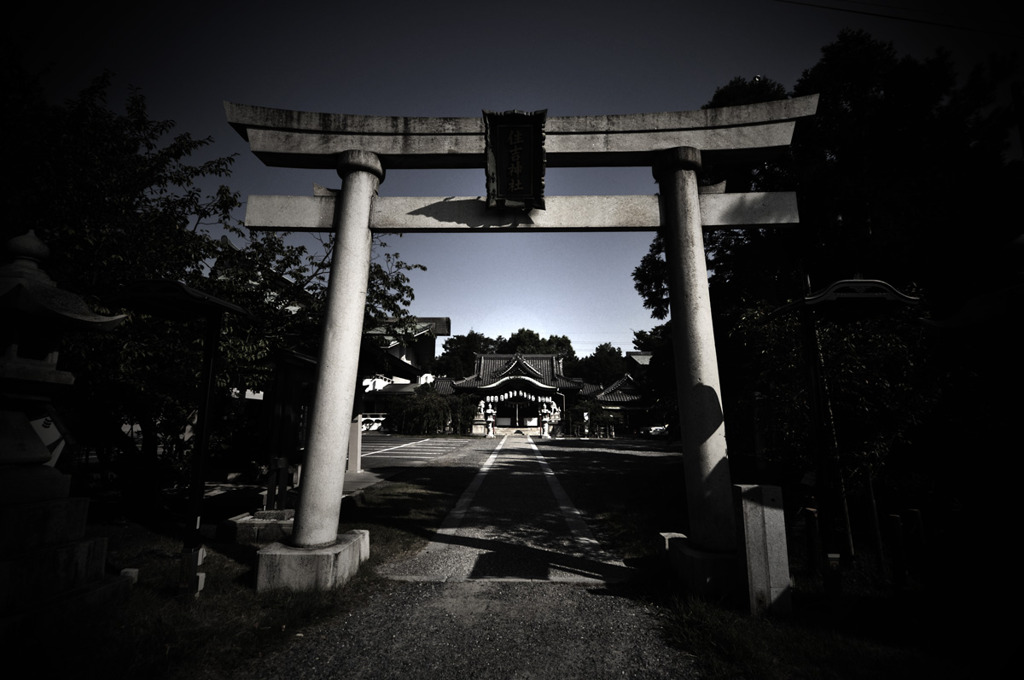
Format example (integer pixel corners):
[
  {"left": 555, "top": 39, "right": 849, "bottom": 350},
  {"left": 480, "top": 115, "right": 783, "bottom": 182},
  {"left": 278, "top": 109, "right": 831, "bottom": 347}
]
[
  {"left": 432, "top": 377, "right": 456, "bottom": 396},
  {"left": 595, "top": 374, "right": 644, "bottom": 404},
  {"left": 454, "top": 354, "right": 584, "bottom": 392}
]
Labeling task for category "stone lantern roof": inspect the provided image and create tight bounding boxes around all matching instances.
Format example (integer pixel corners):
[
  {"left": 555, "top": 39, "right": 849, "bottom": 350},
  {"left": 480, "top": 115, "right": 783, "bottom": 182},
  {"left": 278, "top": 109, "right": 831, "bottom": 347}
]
[
  {"left": 1, "top": 230, "right": 124, "bottom": 390},
  {"left": 0, "top": 230, "right": 125, "bottom": 330}
]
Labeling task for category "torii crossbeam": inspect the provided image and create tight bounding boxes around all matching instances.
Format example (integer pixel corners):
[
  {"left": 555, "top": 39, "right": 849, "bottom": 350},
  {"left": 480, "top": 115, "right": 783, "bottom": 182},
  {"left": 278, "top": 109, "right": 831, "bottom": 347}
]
[{"left": 227, "top": 95, "right": 818, "bottom": 596}]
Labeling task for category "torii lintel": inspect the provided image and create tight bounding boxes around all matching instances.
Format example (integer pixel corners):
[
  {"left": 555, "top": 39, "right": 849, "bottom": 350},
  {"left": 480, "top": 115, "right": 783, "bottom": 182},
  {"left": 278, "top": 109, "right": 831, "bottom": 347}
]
[
  {"left": 244, "top": 192, "right": 801, "bottom": 233},
  {"left": 224, "top": 95, "right": 818, "bottom": 170}
]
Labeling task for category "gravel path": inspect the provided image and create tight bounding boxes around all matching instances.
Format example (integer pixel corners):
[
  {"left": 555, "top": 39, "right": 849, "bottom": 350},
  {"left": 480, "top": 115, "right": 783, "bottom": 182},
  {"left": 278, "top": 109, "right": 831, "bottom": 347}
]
[{"left": 234, "top": 435, "right": 699, "bottom": 679}]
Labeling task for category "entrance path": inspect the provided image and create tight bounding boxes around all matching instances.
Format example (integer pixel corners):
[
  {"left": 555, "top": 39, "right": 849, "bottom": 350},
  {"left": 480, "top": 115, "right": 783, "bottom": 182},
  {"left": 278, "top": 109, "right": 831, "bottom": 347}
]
[
  {"left": 235, "top": 436, "right": 698, "bottom": 679},
  {"left": 377, "top": 434, "right": 630, "bottom": 584}
]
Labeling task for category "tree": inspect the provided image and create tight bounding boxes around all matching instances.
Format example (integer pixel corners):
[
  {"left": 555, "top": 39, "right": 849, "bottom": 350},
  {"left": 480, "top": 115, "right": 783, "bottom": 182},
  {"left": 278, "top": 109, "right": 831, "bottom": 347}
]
[
  {"left": 431, "top": 330, "right": 498, "bottom": 378},
  {"left": 630, "top": 324, "right": 677, "bottom": 433},
  {"left": 574, "top": 342, "right": 628, "bottom": 387},
  {"left": 494, "top": 329, "right": 579, "bottom": 375},
  {"left": 494, "top": 328, "right": 577, "bottom": 360},
  {"left": 784, "top": 31, "right": 1019, "bottom": 498},
  {"left": 433, "top": 328, "right": 580, "bottom": 379},
  {"left": 791, "top": 30, "right": 1019, "bottom": 312},
  {"left": 385, "top": 383, "right": 451, "bottom": 435},
  {"left": 445, "top": 392, "right": 479, "bottom": 436},
  {"left": 4, "top": 69, "right": 424, "bottom": 503},
  {"left": 630, "top": 30, "right": 1021, "bottom": 567},
  {"left": 636, "top": 32, "right": 1018, "bottom": 312}
]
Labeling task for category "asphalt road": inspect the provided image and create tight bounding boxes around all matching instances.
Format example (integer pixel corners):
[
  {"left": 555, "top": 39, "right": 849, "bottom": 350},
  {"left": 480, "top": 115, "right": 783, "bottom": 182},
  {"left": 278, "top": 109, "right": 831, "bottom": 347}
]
[
  {"left": 360, "top": 433, "right": 473, "bottom": 471},
  {"left": 375, "top": 434, "right": 632, "bottom": 584}
]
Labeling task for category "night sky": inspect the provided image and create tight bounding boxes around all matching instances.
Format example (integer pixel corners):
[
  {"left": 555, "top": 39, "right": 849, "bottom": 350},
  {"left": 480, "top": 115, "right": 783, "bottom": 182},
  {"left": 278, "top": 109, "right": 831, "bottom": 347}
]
[{"left": 14, "top": 1, "right": 1016, "bottom": 355}]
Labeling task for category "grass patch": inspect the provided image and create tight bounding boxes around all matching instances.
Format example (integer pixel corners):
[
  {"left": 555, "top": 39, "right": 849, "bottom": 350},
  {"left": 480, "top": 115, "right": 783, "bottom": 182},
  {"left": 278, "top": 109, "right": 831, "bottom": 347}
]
[{"left": 661, "top": 593, "right": 955, "bottom": 680}]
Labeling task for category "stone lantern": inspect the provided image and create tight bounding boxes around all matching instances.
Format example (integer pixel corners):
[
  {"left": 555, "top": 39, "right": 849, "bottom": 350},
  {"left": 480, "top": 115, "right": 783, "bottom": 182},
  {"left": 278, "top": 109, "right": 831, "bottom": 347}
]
[
  {"left": 485, "top": 401, "right": 496, "bottom": 438},
  {"left": 0, "top": 230, "right": 127, "bottom": 630},
  {"left": 539, "top": 400, "right": 552, "bottom": 439}
]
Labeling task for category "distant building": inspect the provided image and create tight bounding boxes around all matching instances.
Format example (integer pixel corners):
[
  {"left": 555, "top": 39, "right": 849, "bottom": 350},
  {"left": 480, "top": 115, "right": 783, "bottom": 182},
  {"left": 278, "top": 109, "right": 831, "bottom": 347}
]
[
  {"left": 360, "top": 317, "right": 451, "bottom": 418},
  {"left": 365, "top": 316, "right": 451, "bottom": 374},
  {"left": 433, "top": 352, "right": 654, "bottom": 437},
  {"left": 589, "top": 373, "right": 649, "bottom": 435},
  {"left": 445, "top": 353, "right": 581, "bottom": 435},
  {"left": 356, "top": 322, "right": 655, "bottom": 436}
]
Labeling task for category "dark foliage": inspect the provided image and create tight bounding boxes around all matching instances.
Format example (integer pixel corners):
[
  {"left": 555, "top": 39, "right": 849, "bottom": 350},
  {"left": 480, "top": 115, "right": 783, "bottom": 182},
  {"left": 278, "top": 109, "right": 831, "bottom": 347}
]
[
  {"left": 3, "top": 68, "right": 423, "bottom": 506},
  {"left": 631, "top": 30, "right": 1022, "bottom": 567}
]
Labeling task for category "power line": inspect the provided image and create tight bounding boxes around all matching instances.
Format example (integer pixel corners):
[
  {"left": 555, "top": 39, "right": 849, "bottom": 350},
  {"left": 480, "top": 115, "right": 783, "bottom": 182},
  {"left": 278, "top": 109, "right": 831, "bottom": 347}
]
[{"left": 772, "top": 0, "right": 1020, "bottom": 37}]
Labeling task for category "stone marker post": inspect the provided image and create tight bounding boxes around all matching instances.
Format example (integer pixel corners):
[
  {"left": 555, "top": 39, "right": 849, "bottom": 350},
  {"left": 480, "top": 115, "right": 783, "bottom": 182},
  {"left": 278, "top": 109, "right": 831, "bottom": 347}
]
[
  {"left": 292, "top": 150, "right": 382, "bottom": 548},
  {"left": 654, "top": 147, "right": 737, "bottom": 596},
  {"left": 735, "top": 484, "right": 792, "bottom": 615}
]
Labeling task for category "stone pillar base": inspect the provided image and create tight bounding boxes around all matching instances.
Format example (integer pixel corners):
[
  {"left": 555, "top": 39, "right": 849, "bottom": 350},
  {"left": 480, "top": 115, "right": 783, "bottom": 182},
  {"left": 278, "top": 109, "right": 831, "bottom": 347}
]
[
  {"left": 256, "top": 529, "right": 369, "bottom": 593},
  {"left": 662, "top": 532, "right": 737, "bottom": 603}
]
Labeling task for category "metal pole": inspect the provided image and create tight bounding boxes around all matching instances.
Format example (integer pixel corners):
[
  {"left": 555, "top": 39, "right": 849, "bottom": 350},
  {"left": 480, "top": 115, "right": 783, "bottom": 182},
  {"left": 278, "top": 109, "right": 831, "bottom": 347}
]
[{"left": 180, "top": 309, "right": 222, "bottom": 593}]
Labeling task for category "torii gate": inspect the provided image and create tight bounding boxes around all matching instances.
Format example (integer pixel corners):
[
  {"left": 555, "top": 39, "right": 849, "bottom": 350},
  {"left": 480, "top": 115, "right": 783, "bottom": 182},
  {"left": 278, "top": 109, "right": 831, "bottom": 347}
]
[{"left": 226, "top": 96, "right": 818, "bottom": 595}]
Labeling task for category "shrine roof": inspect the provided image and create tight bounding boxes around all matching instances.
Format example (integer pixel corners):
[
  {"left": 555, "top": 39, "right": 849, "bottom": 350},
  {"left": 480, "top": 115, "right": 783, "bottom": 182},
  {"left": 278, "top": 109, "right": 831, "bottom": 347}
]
[
  {"left": 594, "top": 374, "right": 645, "bottom": 404},
  {"left": 432, "top": 377, "right": 456, "bottom": 396},
  {"left": 454, "top": 353, "right": 583, "bottom": 392},
  {"left": 626, "top": 351, "right": 652, "bottom": 366},
  {"left": 365, "top": 316, "right": 451, "bottom": 339}
]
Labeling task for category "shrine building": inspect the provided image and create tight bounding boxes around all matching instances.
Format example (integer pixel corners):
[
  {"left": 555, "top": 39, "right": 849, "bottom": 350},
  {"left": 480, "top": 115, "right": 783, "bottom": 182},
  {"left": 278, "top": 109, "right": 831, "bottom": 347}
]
[
  {"left": 431, "top": 352, "right": 651, "bottom": 437},
  {"left": 450, "top": 353, "right": 578, "bottom": 435}
]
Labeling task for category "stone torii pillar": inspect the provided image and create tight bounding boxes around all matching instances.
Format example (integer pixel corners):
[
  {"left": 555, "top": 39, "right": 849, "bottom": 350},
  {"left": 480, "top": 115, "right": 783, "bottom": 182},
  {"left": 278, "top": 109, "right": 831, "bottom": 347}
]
[
  {"left": 654, "top": 147, "right": 735, "bottom": 592},
  {"left": 251, "top": 152, "right": 379, "bottom": 592},
  {"left": 292, "top": 150, "right": 382, "bottom": 548}
]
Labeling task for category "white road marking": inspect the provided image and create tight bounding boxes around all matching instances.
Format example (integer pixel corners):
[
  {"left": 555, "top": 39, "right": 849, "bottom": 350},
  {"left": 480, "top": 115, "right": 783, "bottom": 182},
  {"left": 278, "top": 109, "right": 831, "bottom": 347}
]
[
  {"left": 361, "top": 438, "right": 430, "bottom": 456},
  {"left": 423, "top": 435, "right": 507, "bottom": 552},
  {"left": 422, "top": 434, "right": 601, "bottom": 554},
  {"left": 362, "top": 438, "right": 465, "bottom": 458},
  {"left": 379, "top": 434, "right": 628, "bottom": 583},
  {"left": 526, "top": 436, "right": 601, "bottom": 550}
]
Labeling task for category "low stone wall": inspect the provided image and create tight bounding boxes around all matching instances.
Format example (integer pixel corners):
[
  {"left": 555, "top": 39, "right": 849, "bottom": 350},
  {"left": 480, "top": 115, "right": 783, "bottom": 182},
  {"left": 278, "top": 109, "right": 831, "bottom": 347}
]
[{"left": 219, "top": 509, "right": 294, "bottom": 546}]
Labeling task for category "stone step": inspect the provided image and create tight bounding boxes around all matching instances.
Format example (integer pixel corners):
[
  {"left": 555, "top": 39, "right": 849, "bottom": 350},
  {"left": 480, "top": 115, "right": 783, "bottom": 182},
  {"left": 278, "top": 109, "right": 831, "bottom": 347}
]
[{"left": 493, "top": 427, "right": 542, "bottom": 436}]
